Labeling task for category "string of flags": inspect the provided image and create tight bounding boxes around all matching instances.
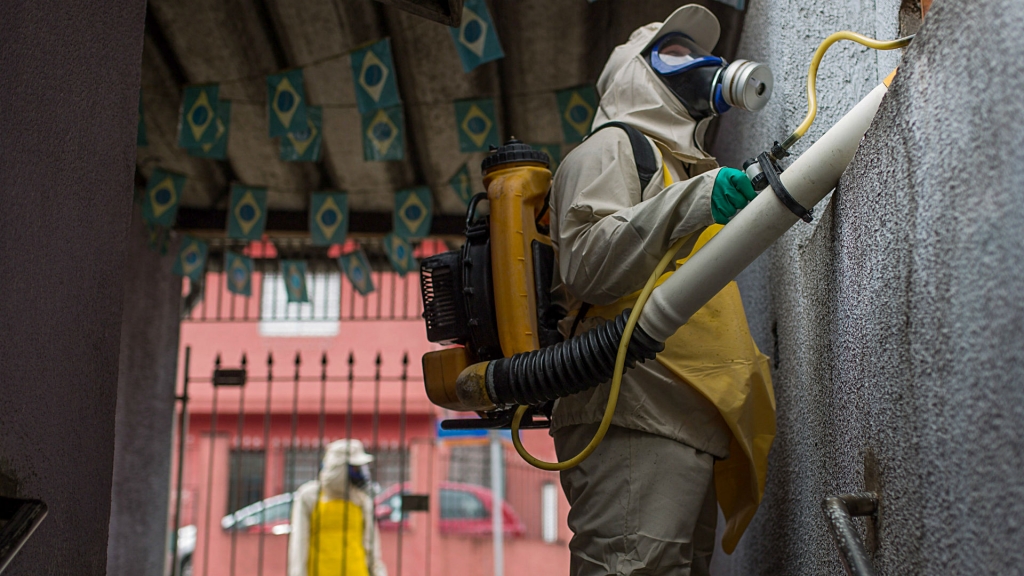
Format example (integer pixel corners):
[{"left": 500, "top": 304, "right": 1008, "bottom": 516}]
[{"left": 140, "top": 2, "right": 594, "bottom": 293}]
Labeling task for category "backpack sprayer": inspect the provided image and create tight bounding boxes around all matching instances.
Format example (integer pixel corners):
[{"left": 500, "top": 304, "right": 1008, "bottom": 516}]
[{"left": 419, "top": 31, "right": 914, "bottom": 470}]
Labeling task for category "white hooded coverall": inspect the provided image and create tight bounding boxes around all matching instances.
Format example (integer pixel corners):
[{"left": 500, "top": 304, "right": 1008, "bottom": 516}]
[
  {"left": 288, "top": 443, "right": 387, "bottom": 576},
  {"left": 549, "top": 13, "right": 770, "bottom": 576}
]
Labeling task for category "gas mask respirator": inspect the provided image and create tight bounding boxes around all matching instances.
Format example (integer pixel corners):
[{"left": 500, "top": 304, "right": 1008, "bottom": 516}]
[{"left": 646, "top": 33, "right": 773, "bottom": 121}]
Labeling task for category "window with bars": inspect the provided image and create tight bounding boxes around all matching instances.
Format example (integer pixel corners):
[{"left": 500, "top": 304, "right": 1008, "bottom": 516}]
[
  {"left": 227, "top": 449, "right": 266, "bottom": 514},
  {"left": 283, "top": 448, "right": 321, "bottom": 493},
  {"left": 371, "top": 448, "right": 409, "bottom": 491},
  {"left": 447, "top": 443, "right": 503, "bottom": 489},
  {"left": 258, "top": 271, "right": 341, "bottom": 336}
]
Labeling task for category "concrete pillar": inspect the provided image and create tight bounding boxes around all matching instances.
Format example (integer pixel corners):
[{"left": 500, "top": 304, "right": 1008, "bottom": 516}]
[
  {"left": 106, "top": 206, "right": 183, "bottom": 576},
  {"left": 0, "top": 0, "right": 147, "bottom": 574}
]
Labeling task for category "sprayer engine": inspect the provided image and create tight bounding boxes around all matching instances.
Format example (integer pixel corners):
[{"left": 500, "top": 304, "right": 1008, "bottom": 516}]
[{"left": 418, "top": 140, "right": 565, "bottom": 429}]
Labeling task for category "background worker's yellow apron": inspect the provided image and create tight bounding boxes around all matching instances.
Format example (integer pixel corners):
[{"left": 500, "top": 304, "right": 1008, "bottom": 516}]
[
  {"left": 590, "top": 223, "right": 776, "bottom": 554},
  {"left": 309, "top": 497, "right": 369, "bottom": 576}
]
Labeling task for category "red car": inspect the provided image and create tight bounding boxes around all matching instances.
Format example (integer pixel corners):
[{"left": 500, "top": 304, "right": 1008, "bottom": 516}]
[{"left": 375, "top": 481, "right": 526, "bottom": 537}]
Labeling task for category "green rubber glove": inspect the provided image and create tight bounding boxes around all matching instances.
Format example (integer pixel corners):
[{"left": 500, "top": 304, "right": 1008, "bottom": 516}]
[{"left": 711, "top": 167, "right": 758, "bottom": 224}]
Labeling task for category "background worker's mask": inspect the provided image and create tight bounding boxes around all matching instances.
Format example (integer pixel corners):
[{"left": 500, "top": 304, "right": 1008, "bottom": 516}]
[
  {"left": 348, "top": 464, "right": 371, "bottom": 489},
  {"left": 645, "top": 32, "right": 773, "bottom": 121}
]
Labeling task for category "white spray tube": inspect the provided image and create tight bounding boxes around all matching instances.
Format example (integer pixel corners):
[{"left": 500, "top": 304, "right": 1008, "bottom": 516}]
[{"left": 638, "top": 83, "right": 890, "bottom": 342}]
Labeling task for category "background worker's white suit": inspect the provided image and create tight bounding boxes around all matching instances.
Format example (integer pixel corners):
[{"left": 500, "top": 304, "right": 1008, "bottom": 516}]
[
  {"left": 550, "top": 6, "right": 774, "bottom": 575},
  {"left": 288, "top": 440, "right": 387, "bottom": 576}
]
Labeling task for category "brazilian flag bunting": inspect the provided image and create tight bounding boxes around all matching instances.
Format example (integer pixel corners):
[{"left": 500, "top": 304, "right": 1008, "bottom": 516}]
[
  {"left": 225, "top": 251, "right": 253, "bottom": 297},
  {"left": 383, "top": 233, "right": 417, "bottom": 276},
  {"left": 227, "top": 184, "right": 268, "bottom": 240},
  {"left": 393, "top": 187, "right": 433, "bottom": 240},
  {"left": 173, "top": 235, "right": 208, "bottom": 282},
  {"left": 455, "top": 98, "right": 499, "bottom": 153},
  {"left": 281, "top": 260, "right": 309, "bottom": 303},
  {"left": 178, "top": 84, "right": 220, "bottom": 148},
  {"left": 143, "top": 169, "right": 185, "bottom": 227},
  {"left": 530, "top": 143, "right": 562, "bottom": 174},
  {"left": 188, "top": 100, "right": 231, "bottom": 160},
  {"left": 339, "top": 249, "right": 375, "bottom": 296},
  {"left": 350, "top": 38, "right": 401, "bottom": 114},
  {"left": 267, "top": 69, "right": 308, "bottom": 137},
  {"left": 137, "top": 90, "right": 147, "bottom": 147},
  {"left": 448, "top": 163, "right": 474, "bottom": 207},
  {"left": 280, "top": 105, "right": 322, "bottom": 162},
  {"left": 362, "top": 105, "right": 404, "bottom": 161},
  {"left": 449, "top": 0, "right": 504, "bottom": 72},
  {"left": 557, "top": 85, "right": 598, "bottom": 143},
  {"left": 309, "top": 191, "right": 348, "bottom": 246}
]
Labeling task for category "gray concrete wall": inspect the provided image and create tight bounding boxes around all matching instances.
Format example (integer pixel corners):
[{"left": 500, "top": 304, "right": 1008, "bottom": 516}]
[
  {"left": 0, "top": 0, "right": 148, "bottom": 574},
  {"left": 106, "top": 207, "right": 182, "bottom": 576},
  {"left": 711, "top": 0, "right": 1024, "bottom": 574}
]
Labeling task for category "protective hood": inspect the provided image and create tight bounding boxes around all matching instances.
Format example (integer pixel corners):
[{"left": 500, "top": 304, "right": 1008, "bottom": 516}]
[
  {"left": 592, "top": 6, "right": 720, "bottom": 162},
  {"left": 318, "top": 439, "right": 374, "bottom": 499}
]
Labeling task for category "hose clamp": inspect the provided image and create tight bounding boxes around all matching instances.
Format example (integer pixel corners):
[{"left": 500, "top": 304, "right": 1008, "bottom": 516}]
[{"left": 757, "top": 151, "right": 813, "bottom": 223}]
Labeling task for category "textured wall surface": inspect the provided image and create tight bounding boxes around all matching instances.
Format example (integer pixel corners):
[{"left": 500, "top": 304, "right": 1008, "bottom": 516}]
[
  {"left": 711, "top": 0, "right": 1024, "bottom": 574},
  {"left": 0, "top": 1, "right": 147, "bottom": 574},
  {"left": 106, "top": 208, "right": 183, "bottom": 576}
]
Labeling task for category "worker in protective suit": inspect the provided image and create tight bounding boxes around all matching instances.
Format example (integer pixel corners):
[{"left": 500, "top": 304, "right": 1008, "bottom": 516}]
[
  {"left": 549, "top": 5, "right": 775, "bottom": 575},
  {"left": 288, "top": 439, "right": 387, "bottom": 576}
]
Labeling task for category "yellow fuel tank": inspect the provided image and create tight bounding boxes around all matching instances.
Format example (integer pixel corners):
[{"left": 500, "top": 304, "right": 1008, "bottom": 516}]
[{"left": 481, "top": 141, "right": 553, "bottom": 357}]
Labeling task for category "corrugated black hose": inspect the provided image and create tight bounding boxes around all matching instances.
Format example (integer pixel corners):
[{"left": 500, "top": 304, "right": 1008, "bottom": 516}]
[{"left": 487, "top": 309, "right": 664, "bottom": 406}]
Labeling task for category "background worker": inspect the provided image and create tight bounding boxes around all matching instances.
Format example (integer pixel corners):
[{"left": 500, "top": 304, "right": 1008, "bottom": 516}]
[
  {"left": 288, "top": 439, "right": 387, "bottom": 576},
  {"left": 549, "top": 5, "right": 775, "bottom": 575}
]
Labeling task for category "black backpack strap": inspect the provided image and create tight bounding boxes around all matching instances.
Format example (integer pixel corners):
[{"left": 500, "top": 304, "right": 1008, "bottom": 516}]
[
  {"left": 568, "top": 302, "right": 592, "bottom": 338},
  {"left": 588, "top": 121, "right": 659, "bottom": 195}
]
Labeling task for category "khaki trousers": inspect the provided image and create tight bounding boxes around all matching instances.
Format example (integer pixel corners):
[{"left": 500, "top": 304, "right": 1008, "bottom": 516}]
[{"left": 554, "top": 424, "right": 717, "bottom": 576}]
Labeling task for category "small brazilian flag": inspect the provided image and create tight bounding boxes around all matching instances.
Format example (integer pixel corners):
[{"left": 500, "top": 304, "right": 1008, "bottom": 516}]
[
  {"left": 530, "top": 143, "right": 562, "bottom": 174},
  {"left": 362, "top": 105, "right": 404, "bottom": 161},
  {"left": 383, "top": 233, "right": 417, "bottom": 276},
  {"left": 394, "top": 187, "right": 433, "bottom": 240},
  {"left": 173, "top": 235, "right": 208, "bottom": 282},
  {"left": 267, "top": 69, "right": 308, "bottom": 138},
  {"left": 557, "top": 85, "right": 598, "bottom": 143},
  {"left": 145, "top": 222, "right": 171, "bottom": 255},
  {"left": 189, "top": 100, "right": 231, "bottom": 160},
  {"left": 280, "top": 106, "right": 322, "bottom": 162},
  {"left": 455, "top": 98, "right": 499, "bottom": 153},
  {"left": 137, "top": 90, "right": 147, "bottom": 147},
  {"left": 143, "top": 169, "right": 185, "bottom": 227},
  {"left": 309, "top": 191, "right": 348, "bottom": 246},
  {"left": 225, "top": 251, "right": 253, "bottom": 297},
  {"left": 339, "top": 249, "right": 375, "bottom": 296},
  {"left": 449, "top": 0, "right": 504, "bottom": 73},
  {"left": 227, "top": 184, "right": 268, "bottom": 240},
  {"left": 281, "top": 260, "right": 309, "bottom": 303},
  {"left": 448, "top": 163, "right": 474, "bottom": 207},
  {"left": 178, "top": 84, "right": 220, "bottom": 148},
  {"left": 351, "top": 38, "right": 401, "bottom": 114}
]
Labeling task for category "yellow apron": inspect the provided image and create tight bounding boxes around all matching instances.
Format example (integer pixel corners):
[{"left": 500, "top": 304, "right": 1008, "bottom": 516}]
[
  {"left": 589, "top": 169, "right": 776, "bottom": 554},
  {"left": 309, "top": 496, "right": 369, "bottom": 576}
]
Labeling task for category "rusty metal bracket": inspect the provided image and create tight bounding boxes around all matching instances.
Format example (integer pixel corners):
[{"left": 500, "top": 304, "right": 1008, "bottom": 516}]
[{"left": 823, "top": 492, "right": 879, "bottom": 576}]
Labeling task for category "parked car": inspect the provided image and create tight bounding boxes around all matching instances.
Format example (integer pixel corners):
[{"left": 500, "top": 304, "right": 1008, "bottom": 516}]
[
  {"left": 174, "top": 480, "right": 522, "bottom": 566},
  {"left": 221, "top": 492, "right": 295, "bottom": 534},
  {"left": 375, "top": 481, "right": 526, "bottom": 537}
]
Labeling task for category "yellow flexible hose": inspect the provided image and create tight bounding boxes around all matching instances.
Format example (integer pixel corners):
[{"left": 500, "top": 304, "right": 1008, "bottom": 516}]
[
  {"left": 510, "top": 236, "right": 688, "bottom": 471},
  {"left": 781, "top": 31, "right": 914, "bottom": 151}
]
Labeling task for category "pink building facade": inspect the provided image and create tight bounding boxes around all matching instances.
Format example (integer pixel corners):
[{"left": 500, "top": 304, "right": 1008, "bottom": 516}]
[{"left": 172, "top": 270, "right": 571, "bottom": 576}]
